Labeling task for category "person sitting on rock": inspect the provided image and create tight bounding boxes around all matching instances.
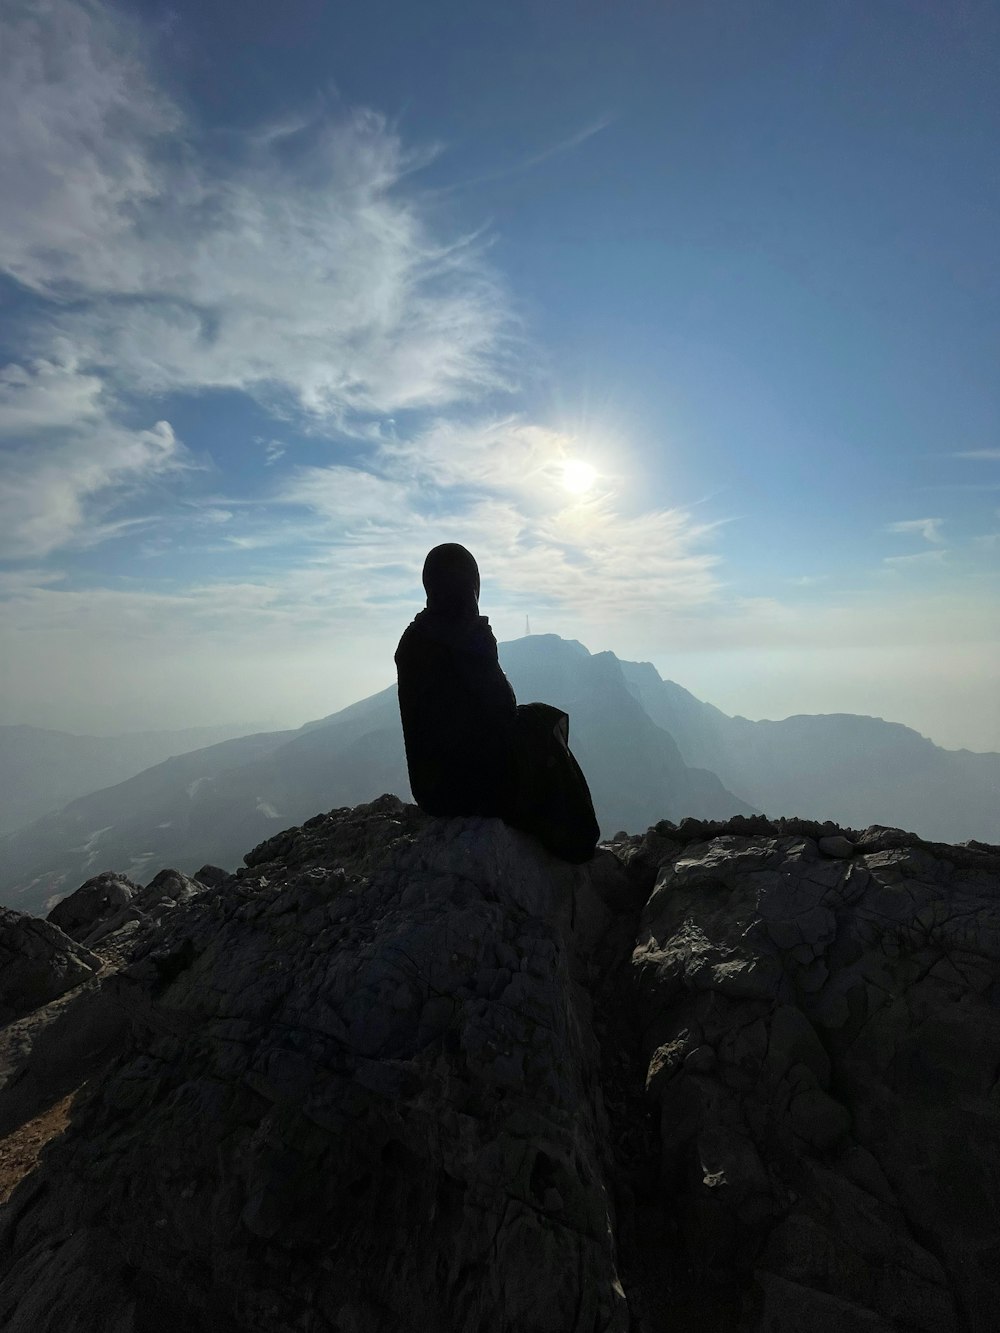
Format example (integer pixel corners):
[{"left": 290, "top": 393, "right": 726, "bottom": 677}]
[{"left": 395, "top": 543, "right": 599, "bottom": 863}]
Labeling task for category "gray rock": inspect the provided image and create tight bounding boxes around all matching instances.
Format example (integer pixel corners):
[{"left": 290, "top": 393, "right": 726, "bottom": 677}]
[
  {"left": 632, "top": 819, "right": 1000, "bottom": 1331},
  {"left": 818, "top": 834, "right": 855, "bottom": 858},
  {"left": 1, "top": 804, "right": 997, "bottom": 1333},
  {"left": 193, "top": 864, "right": 229, "bottom": 889},
  {"left": 46, "top": 871, "right": 138, "bottom": 941},
  {"left": 0, "top": 907, "right": 101, "bottom": 1020},
  {"left": 0, "top": 798, "right": 632, "bottom": 1333},
  {"left": 137, "top": 867, "right": 203, "bottom": 911}
]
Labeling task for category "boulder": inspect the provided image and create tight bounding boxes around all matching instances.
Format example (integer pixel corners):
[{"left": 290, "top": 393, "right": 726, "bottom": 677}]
[
  {"left": 0, "top": 907, "right": 101, "bottom": 1020},
  {"left": 46, "top": 871, "right": 138, "bottom": 941},
  {"left": 137, "top": 867, "right": 203, "bottom": 911},
  {"left": 193, "top": 864, "right": 229, "bottom": 889},
  {"left": 818, "top": 834, "right": 855, "bottom": 858}
]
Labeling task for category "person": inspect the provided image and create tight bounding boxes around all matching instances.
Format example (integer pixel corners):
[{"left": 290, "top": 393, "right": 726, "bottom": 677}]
[{"left": 395, "top": 543, "right": 599, "bottom": 863}]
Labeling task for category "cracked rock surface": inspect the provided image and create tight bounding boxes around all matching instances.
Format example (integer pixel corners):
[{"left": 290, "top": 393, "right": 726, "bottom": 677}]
[
  {"left": 628, "top": 820, "right": 1000, "bottom": 1332},
  {"left": 0, "top": 800, "right": 997, "bottom": 1332},
  {"left": 0, "top": 908, "right": 101, "bottom": 1023},
  {"left": 0, "top": 797, "right": 635, "bottom": 1333}
]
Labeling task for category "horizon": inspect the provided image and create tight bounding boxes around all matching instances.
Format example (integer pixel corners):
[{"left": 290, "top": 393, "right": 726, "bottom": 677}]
[
  {"left": 1, "top": 0, "right": 997, "bottom": 753},
  {"left": 4, "top": 629, "right": 995, "bottom": 757}
]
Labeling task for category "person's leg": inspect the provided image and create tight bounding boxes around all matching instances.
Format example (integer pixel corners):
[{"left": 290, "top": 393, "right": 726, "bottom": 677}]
[{"left": 506, "top": 704, "right": 599, "bottom": 862}]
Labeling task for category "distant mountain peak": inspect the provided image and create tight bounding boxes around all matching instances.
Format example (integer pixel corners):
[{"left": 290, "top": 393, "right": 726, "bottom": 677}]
[{"left": 2, "top": 632, "right": 996, "bottom": 918}]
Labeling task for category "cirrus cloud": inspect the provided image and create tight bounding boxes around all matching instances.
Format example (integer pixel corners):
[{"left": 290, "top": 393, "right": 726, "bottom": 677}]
[{"left": 2, "top": 0, "right": 513, "bottom": 423}]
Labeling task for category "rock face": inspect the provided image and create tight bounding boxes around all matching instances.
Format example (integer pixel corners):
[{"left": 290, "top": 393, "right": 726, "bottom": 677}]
[
  {"left": 46, "top": 871, "right": 139, "bottom": 941},
  {"left": 0, "top": 798, "right": 998, "bottom": 1332},
  {"left": 628, "top": 820, "right": 1000, "bottom": 1332},
  {"left": 0, "top": 797, "right": 638, "bottom": 1332},
  {"left": 46, "top": 867, "right": 208, "bottom": 953},
  {"left": 0, "top": 908, "right": 101, "bottom": 1022}
]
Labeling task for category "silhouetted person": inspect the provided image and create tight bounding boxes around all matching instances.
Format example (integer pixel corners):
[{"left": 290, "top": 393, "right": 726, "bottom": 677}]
[{"left": 395, "top": 544, "right": 599, "bottom": 863}]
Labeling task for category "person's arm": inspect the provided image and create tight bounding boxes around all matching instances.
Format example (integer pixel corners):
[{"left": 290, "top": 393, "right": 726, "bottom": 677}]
[{"left": 458, "top": 631, "right": 516, "bottom": 717}]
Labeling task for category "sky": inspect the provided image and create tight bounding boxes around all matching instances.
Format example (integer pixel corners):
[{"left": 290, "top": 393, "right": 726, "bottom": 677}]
[{"left": 1, "top": 0, "right": 998, "bottom": 750}]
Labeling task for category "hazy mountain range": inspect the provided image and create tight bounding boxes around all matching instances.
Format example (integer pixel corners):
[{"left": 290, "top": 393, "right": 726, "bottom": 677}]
[
  {"left": 1, "top": 634, "right": 996, "bottom": 916},
  {"left": 0, "top": 722, "right": 276, "bottom": 836}
]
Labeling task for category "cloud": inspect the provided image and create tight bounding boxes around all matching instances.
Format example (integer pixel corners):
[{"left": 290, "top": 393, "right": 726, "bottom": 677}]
[
  {"left": 259, "top": 440, "right": 287, "bottom": 466},
  {"left": 952, "top": 450, "right": 1000, "bottom": 461},
  {"left": 0, "top": 358, "right": 185, "bottom": 557},
  {"left": 0, "top": 0, "right": 523, "bottom": 569},
  {"left": 882, "top": 549, "right": 948, "bottom": 570},
  {"left": 520, "top": 118, "right": 614, "bottom": 169},
  {"left": 886, "top": 517, "right": 944, "bottom": 543},
  {"left": 444, "top": 116, "right": 614, "bottom": 193},
  {"left": 273, "top": 416, "right": 722, "bottom": 623},
  {"left": 0, "top": 356, "right": 107, "bottom": 437},
  {"left": 0, "top": 0, "right": 178, "bottom": 296},
  {"left": 380, "top": 418, "right": 613, "bottom": 509},
  {"left": 280, "top": 464, "right": 418, "bottom": 529},
  {"left": 192, "top": 507, "right": 234, "bottom": 525},
  {"left": 2, "top": 0, "right": 514, "bottom": 423},
  {"left": 0, "top": 567, "right": 67, "bottom": 594}
]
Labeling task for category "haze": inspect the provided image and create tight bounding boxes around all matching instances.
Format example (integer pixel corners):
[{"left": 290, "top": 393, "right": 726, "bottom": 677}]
[{"left": 1, "top": 0, "right": 997, "bottom": 753}]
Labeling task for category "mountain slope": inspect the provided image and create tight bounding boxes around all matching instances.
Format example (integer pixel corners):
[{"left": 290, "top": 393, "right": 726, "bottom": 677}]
[
  {"left": 0, "top": 637, "right": 750, "bottom": 914},
  {"left": 0, "top": 722, "right": 274, "bottom": 835},
  {"left": 5, "top": 631, "right": 994, "bottom": 917},
  {"left": 620, "top": 661, "right": 1000, "bottom": 844}
]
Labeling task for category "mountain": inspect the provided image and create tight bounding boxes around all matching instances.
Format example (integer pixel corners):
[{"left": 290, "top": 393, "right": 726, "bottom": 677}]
[
  {"left": 619, "top": 662, "right": 1000, "bottom": 844},
  {"left": 0, "top": 636, "right": 750, "bottom": 915},
  {"left": 0, "top": 722, "right": 277, "bottom": 836},
  {"left": 1, "top": 798, "right": 998, "bottom": 1330},
  {"left": 3, "top": 632, "right": 996, "bottom": 918}
]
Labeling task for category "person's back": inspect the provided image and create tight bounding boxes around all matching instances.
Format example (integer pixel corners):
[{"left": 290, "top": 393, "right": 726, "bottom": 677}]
[
  {"left": 394, "top": 544, "right": 516, "bottom": 817},
  {"left": 395, "top": 543, "right": 600, "bottom": 863}
]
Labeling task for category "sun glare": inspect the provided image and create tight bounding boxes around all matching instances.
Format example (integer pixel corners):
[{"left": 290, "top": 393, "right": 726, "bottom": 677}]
[{"left": 561, "top": 458, "right": 598, "bottom": 495}]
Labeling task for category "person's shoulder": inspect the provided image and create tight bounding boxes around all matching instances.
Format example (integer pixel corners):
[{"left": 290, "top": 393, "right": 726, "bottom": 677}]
[
  {"left": 394, "top": 613, "right": 426, "bottom": 662},
  {"left": 467, "top": 616, "right": 500, "bottom": 654}
]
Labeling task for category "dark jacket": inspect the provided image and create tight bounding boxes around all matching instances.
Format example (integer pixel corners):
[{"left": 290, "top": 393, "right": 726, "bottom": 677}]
[
  {"left": 395, "top": 540, "right": 599, "bottom": 862},
  {"left": 394, "top": 609, "right": 517, "bottom": 818}
]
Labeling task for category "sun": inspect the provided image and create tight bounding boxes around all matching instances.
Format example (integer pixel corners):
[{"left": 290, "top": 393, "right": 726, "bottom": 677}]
[{"left": 560, "top": 458, "right": 598, "bottom": 495}]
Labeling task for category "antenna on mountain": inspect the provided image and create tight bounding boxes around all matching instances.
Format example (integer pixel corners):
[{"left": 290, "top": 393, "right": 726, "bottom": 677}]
[{"left": 525, "top": 615, "right": 531, "bottom": 637}]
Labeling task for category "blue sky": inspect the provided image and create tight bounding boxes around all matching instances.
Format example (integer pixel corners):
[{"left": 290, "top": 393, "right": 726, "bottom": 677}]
[{"left": 1, "top": 0, "right": 997, "bottom": 747}]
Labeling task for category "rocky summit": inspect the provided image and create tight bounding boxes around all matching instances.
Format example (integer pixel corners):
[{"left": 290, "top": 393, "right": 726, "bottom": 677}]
[{"left": 0, "top": 798, "right": 998, "bottom": 1332}]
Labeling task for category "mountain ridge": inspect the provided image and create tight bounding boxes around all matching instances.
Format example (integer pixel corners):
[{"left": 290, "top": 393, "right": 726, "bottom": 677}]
[
  {"left": 1, "top": 634, "right": 996, "bottom": 917},
  {"left": 0, "top": 721, "right": 280, "bottom": 836}
]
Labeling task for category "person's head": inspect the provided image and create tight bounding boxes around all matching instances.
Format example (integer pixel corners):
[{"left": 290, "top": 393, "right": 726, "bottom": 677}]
[{"left": 422, "top": 543, "right": 480, "bottom": 618}]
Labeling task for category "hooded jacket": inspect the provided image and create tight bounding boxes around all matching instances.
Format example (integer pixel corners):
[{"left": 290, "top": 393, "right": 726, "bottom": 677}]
[{"left": 394, "top": 545, "right": 517, "bottom": 817}]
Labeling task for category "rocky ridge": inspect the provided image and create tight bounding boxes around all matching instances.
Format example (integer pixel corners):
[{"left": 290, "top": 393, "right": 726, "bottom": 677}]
[{"left": 0, "top": 797, "right": 998, "bottom": 1332}]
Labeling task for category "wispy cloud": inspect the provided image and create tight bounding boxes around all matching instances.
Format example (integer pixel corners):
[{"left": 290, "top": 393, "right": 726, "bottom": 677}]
[
  {"left": 952, "top": 450, "right": 1000, "bottom": 461},
  {"left": 0, "top": 358, "right": 186, "bottom": 557},
  {"left": 887, "top": 517, "right": 944, "bottom": 543},
  {"left": 521, "top": 117, "right": 615, "bottom": 169},
  {"left": 0, "top": 568, "right": 67, "bottom": 594},
  {"left": 276, "top": 415, "right": 722, "bottom": 622},
  {"left": 439, "top": 117, "right": 614, "bottom": 195},
  {"left": 0, "top": 358, "right": 106, "bottom": 436},
  {"left": 882, "top": 549, "right": 948, "bottom": 569},
  {"left": 258, "top": 440, "right": 287, "bottom": 467},
  {"left": 0, "top": 0, "right": 521, "bottom": 564},
  {"left": 2, "top": 0, "right": 513, "bottom": 418}
]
